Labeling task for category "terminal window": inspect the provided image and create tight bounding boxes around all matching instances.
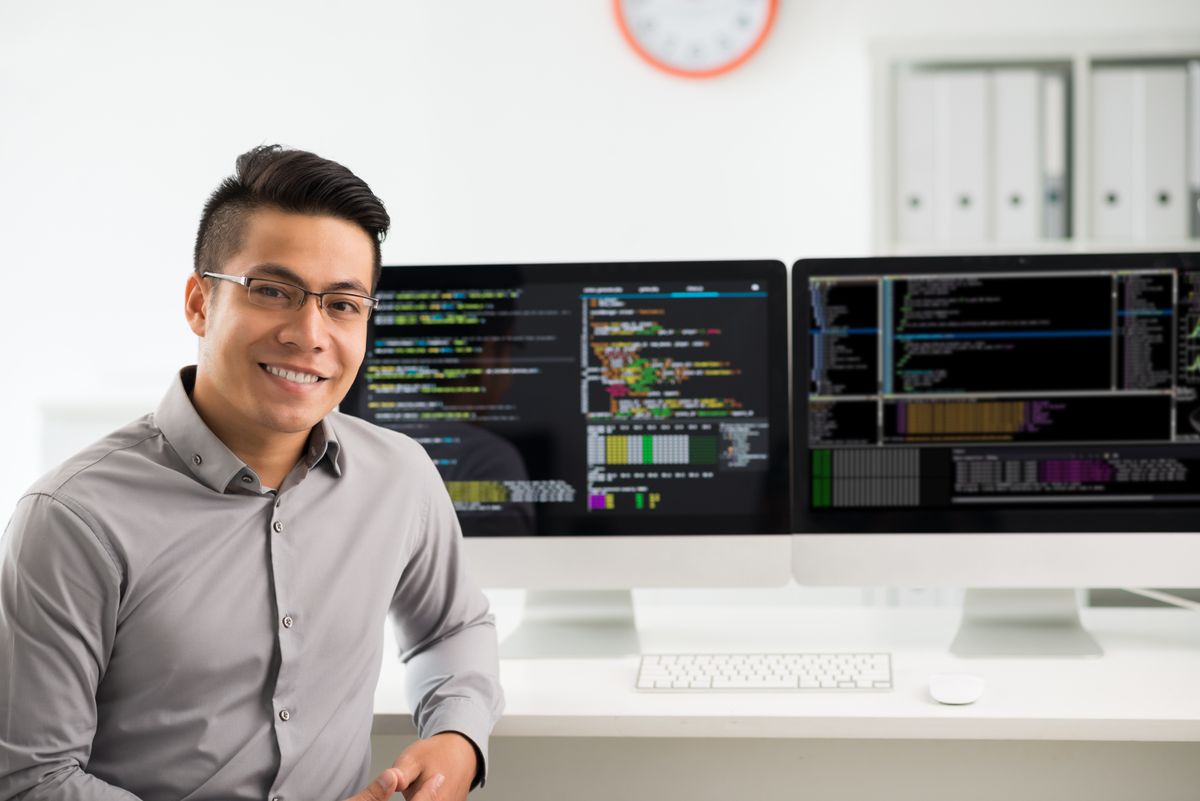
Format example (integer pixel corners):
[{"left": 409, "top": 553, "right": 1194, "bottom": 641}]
[
  {"left": 808, "top": 266, "right": 1200, "bottom": 510},
  {"left": 353, "top": 270, "right": 780, "bottom": 535}
]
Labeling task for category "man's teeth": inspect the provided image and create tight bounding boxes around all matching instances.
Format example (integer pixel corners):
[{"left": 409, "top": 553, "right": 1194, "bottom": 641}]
[{"left": 265, "top": 365, "right": 321, "bottom": 384}]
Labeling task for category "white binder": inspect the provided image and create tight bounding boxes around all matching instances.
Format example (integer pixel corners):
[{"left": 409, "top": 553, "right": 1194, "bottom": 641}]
[
  {"left": 1142, "top": 65, "right": 1188, "bottom": 241},
  {"left": 935, "top": 70, "right": 989, "bottom": 242},
  {"left": 895, "top": 68, "right": 937, "bottom": 244},
  {"left": 1188, "top": 61, "right": 1200, "bottom": 238},
  {"left": 992, "top": 69, "right": 1041, "bottom": 243},
  {"left": 1040, "top": 70, "right": 1069, "bottom": 240},
  {"left": 1091, "top": 68, "right": 1137, "bottom": 240}
]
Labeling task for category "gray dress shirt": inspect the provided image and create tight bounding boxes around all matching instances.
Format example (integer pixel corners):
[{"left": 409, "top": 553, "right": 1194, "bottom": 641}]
[{"left": 0, "top": 367, "right": 503, "bottom": 800}]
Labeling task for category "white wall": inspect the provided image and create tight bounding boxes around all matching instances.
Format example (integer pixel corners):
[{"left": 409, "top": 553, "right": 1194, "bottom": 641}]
[{"left": 3, "top": 0, "right": 1199, "bottom": 513}]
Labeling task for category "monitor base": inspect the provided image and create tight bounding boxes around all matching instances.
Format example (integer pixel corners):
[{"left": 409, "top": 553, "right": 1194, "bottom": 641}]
[
  {"left": 500, "top": 590, "right": 641, "bottom": 659},
  {"left": 950, "top": 588, "right": 1103, "bottom": 658}
]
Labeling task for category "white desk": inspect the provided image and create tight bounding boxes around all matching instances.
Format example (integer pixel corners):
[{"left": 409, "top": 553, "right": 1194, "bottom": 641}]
[{"left": 371, "top": 605, "right": 1200, "bottom": 801}]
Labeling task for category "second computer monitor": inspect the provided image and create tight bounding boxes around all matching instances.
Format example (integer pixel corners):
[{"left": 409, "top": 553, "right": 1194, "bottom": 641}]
[{"left": 792, "top": 253, "right": 1200, "bottom": 655}]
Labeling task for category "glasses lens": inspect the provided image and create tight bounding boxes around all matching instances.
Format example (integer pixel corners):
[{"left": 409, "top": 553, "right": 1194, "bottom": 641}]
[
  {"left": 246, "top": 279, "right": 301, "bottom": 310},
  {"left": 323, "top": 294, "right": 369, "bottom": 321}
]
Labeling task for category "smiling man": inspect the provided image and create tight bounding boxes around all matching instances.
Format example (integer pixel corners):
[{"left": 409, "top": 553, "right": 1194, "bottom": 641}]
[{"left": 0, "top": 146, "right": 503, "bottom": 800}]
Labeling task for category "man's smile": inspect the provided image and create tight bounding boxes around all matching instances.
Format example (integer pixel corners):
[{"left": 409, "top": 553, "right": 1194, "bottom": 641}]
[{"left": 260, "top": 363, "right": 329, "bottom": 385}]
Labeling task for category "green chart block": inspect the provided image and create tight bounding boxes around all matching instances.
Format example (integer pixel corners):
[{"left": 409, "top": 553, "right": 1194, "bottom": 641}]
[
  {"left": 643, "top": 435, "right": 654, "bottom": 465},
  {"left": 688, "top": 435, "right": 718, "bottom": 465},
  {"left": 812, "top": 449, "right": 833, "bottom": 508}
]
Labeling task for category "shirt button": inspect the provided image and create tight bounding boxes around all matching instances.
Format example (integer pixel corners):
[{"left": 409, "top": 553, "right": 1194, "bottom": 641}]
[
  {"left": 241, "top": 475, "right": 253, "bottom": 484},
  {"left": 273, "top": 521, "right": 283, "bottom": 533},
  {"left": 279, "top": 709, "right": 290, "bottom": 722},
  {"left": 192, "top": 454, "right": 202, "bottom": 466},
  {"left": 282, "top": 615, "right": 294, "bottom": 629}
]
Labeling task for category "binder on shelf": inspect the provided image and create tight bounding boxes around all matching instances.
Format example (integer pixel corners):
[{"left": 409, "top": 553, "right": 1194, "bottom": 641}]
[
  {"left": 1142, "top": 66, "right": 1188, "bottom": 242},
  {"left": 934, "top": 70, "right": 989, "bottom": 242},
  {"left": 1189, "top": 61, "right": 1200, "bottom": 239},
  {"left": 1040, "top": 69, "right": 1069, "bottom": 240},
  {"left": 992, "top": 69, "right": 1041, "bottom": 243},
  {"left": 883, "top": 48, "right": 1198, "bottom": 249},
  {"left": 1091, "top": 67, "right": 1137, "bottom": 241},
  {"left": 895, "top": 68, "right": 937, "bottom": 244}
]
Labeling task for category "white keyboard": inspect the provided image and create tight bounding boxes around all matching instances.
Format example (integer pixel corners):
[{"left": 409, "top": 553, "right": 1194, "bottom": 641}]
[{"left": 637, "top": 652, "right": 893, "bottom": 691}]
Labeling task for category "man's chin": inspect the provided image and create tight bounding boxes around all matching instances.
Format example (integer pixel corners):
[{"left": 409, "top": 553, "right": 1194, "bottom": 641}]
[{"left": 262, "top": 407, "right": 330, "bottom": 435}]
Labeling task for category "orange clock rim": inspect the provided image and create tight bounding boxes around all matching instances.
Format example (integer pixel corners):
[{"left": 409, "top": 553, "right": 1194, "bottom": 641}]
[{"left": 613, "top": 0, "right": 778, "bottom": 79}]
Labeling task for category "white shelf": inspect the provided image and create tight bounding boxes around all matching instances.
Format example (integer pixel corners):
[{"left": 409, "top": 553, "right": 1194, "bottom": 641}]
[{"left": 872, "top": 35, "right": 1200, "bottom": 254}]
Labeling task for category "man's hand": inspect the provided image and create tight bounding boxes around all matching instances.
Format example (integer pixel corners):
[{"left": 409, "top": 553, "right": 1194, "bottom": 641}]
[
  {"left": 391, "top": 732, "right": 478, "bottom": 801},
  {"left": 339, "top": 732, "right": 476, "bottom": 801}
]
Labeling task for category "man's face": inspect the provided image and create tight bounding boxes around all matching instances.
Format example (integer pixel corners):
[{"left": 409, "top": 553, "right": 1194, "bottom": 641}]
[{"left": 186, "top": 208, "right": 375, "bottom": 440}]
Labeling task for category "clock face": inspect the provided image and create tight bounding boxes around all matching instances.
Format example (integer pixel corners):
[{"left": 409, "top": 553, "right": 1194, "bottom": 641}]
[{"left": 614, "top": 0, "right": 778, "bottom": 78}]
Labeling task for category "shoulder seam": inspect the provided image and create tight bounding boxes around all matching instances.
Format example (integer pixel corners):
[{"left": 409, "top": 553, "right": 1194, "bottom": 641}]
[
  {"left": 47, "top": 428, "right": 162, "bottom": 496},
  {"left": 18, "top": 492, "right": 125, "bottom": 582}
]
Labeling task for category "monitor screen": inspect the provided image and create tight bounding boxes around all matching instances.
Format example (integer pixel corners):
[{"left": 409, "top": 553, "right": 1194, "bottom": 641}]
[
  {"left": 793, "top": 252, "right": 1200, "bottom": 533},
  {"left": 342, "top": 261, "right": 790, "bottom": 537}
]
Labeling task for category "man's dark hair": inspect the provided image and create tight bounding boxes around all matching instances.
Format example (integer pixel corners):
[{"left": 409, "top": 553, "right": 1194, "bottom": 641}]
[{"left": 194, "top": 145, "right": 390, "bottom": 289}]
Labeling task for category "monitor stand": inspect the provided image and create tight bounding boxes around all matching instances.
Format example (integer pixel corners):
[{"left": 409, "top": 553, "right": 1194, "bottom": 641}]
[
  {"left": 500, "top": 590, "right": 641, "bottom": 659},
  {"left": 949, "top": 588, "right": 1103, "bottom": 657}
]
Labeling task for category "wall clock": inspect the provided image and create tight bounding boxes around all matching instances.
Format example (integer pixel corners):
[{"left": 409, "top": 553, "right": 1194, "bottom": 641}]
[{"left": 614, "top": 0, "right": 778, "bottom": 79}]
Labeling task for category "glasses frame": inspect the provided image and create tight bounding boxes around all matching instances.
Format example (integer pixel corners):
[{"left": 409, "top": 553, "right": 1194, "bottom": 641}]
[{"left": 201, "top": 271, "right": 379, "bottom": 321}]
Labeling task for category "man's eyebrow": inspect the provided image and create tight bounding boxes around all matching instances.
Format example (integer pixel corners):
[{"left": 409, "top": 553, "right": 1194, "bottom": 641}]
[{"left": 249, "top": 263, "right": 372, "bottom": 295}]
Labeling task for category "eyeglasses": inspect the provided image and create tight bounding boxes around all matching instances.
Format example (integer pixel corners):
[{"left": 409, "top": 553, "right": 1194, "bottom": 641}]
[{"left": 202, "top": 272, "right": 379, "bottom": 323}]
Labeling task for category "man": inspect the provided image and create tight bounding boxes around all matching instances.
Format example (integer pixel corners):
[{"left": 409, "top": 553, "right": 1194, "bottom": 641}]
[{"left": 0, "top": 146, "right": 503, "bottom": 800}]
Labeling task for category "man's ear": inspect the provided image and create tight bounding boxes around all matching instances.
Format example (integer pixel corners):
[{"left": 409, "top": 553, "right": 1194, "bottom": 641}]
[{"left": 185, "top": 273, "right": 209, "bottom": 337}]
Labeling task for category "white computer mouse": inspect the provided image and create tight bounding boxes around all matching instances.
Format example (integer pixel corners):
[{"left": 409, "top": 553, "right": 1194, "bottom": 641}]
[{"left": 928, "top": 672, "right": 985, "bottom": 705}]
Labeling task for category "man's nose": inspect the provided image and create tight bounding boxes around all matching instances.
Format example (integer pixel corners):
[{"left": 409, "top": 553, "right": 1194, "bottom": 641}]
[{"left": 279, "top": 295, "right": 332, "bottom": 350}]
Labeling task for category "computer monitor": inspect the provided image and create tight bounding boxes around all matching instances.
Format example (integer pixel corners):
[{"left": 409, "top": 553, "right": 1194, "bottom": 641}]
[
  {"left": 341, "top": 260, "right": 791, "bottom": 655},
  {"left": 793, "top": 253, "right": 1200, "bottom": 656}
]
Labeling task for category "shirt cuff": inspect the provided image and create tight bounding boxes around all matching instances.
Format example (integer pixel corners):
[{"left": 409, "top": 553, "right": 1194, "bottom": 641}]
[{"left": 417, "top": 698, "right": 496, "bottom": 788}]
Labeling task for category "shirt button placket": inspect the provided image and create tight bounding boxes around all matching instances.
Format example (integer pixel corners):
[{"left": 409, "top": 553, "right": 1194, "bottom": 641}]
[{"left": 269, "top": 503, "right": 294, "bottom": 775}]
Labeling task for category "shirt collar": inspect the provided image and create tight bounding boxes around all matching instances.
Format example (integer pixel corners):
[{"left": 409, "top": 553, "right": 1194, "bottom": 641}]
[
  {"left": 155, "top": 366, "right": 343, "bottom": 493},
  {"left": 308, "top": 415, "right": 343, "bottom": 477}
]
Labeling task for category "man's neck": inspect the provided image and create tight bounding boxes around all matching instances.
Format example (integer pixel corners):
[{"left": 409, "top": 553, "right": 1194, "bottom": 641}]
[{"left": 190, "top": 378, "right": 310, "bottom": 490}]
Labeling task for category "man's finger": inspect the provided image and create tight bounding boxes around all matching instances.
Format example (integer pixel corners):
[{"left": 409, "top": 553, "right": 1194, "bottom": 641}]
[
  {"left": 390, "top": 754, "right": 422, "bottom": 791},
  {"left": 408, "top": 773, "right": 446, "bottom": 801},
  {"left": 346, "top": 768, "right": 399, "bottom": 801}
]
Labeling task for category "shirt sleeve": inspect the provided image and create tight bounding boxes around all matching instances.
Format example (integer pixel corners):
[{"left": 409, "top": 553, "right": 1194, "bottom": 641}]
[
  {"left": 389, "top": 460, "right": 504, "bottom": 788},
  {"left": 0, "top": 493, "right": 142, "bottom": 801}
]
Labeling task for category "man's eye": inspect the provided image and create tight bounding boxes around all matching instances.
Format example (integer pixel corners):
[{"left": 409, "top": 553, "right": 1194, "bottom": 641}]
[
  {"left": 254, "top": 285, "right": 288, "bottom": 299},
  {"left": 329, "top": 299, "right": 362, "bottom": 315}
]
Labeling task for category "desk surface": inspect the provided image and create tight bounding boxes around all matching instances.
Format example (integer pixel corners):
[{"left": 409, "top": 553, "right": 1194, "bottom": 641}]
[{"left": 372, "top": 604, "right": 1200, "bottom": 742}]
